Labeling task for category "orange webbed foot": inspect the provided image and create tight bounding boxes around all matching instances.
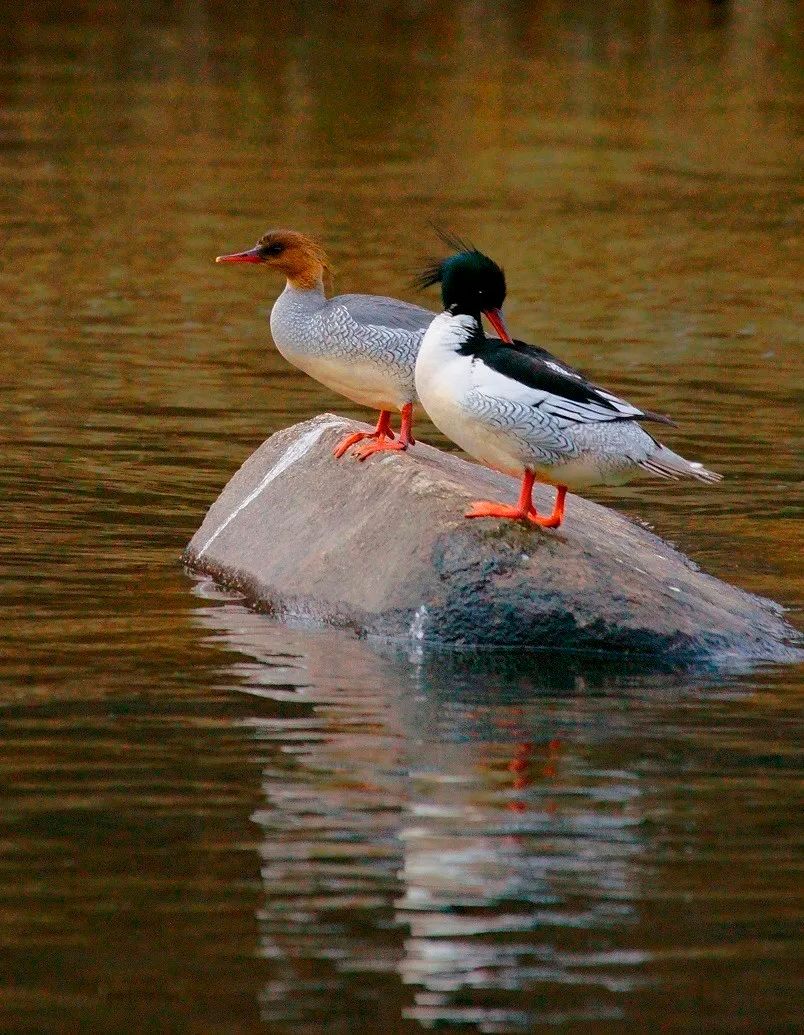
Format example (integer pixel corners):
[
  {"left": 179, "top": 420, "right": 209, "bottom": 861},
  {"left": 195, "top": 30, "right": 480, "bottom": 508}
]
[
  {"left": 465, "top": 500, "right": 535, "bottom": 521},
  {"left": 465, "top": 481, "right": 566, "bottom": 529},
  {"left": 353, "top": 438, "right": 409, "bottom": 462},
  {"left": 528, "top": 511, "right": 563, "bottom": 529},
  {"left": 331, "top": 428, "right": 393, "bottom": 461}
]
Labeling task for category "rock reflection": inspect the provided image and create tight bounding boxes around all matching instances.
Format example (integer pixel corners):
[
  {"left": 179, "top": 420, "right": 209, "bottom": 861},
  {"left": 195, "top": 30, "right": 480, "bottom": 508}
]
[
  {"left": 193, "top": 583, "right": 409, "bottom": 1032},
  {"left": 192, "top": 587, "right": 735, "bottom": 1031}
]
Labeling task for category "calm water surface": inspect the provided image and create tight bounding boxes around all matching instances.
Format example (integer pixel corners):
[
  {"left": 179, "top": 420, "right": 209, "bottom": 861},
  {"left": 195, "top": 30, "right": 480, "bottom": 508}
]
[{"left": 0, "top": 2, "right": 801, "bottom": 1031}]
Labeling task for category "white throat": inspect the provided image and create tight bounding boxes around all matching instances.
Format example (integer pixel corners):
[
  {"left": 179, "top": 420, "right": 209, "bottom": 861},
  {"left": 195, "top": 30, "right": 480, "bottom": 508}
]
[
  {"left": 422, "top": 310, "right": 476, "bottom": 353},
  {"left": 415, "top": 310, "right": 477, "bottom": 396}
]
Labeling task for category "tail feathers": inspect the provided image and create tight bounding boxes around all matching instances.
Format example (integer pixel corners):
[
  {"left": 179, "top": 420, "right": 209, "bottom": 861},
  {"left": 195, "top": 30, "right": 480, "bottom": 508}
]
[{"left": 639, "top": 445, "right": 723, "bottom": 484}]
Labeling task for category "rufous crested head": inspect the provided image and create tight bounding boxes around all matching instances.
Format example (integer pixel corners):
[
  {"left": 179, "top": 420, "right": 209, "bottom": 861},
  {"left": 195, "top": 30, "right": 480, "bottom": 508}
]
[{"left": 216, "top": 229, "right": 332, "bottom": 290}]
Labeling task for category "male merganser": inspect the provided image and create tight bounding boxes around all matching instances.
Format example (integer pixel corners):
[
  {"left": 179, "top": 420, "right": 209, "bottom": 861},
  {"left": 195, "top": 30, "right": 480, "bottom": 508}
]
[
  {"left": 414, "top": 248, "right": 721, "bottom": 528},
  {"left": 216, "top": 230, "right": 435, "bottom": 458}
]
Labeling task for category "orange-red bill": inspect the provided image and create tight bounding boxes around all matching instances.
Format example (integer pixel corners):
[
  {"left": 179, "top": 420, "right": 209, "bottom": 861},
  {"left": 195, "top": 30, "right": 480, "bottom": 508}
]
[
  {"left": 215, "top": 246, "right": 263, "bottom": 264},
  {"left": 483, "top": 307, "right": 513, "bottom": 343}
]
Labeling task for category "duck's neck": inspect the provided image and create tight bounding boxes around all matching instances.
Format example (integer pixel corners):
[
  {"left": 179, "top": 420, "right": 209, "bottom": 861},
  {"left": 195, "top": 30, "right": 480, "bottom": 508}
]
[
  {"left": 284, "top": 270, "right": 326, "bottom": 296},
  {"left": 439, "top": 312, "right": 487, "bottom": 356},
  {"left": 270, "top": 277, "right": 328, "bottom": 354},
  {"left": 421, "top": 311, "right": 476, "bottom": 360},
  {"left": 274, "top": 276, "right": 328, "bottom": 320}
]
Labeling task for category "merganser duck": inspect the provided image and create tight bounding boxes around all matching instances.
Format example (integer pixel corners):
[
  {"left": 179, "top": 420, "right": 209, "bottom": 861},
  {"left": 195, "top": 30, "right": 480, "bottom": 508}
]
[
  {"left": 414, "top": 248, "right": 721, "bottom": 528},
  {"left": 216, "top": 229, "right": 435, "bottom": 458}
]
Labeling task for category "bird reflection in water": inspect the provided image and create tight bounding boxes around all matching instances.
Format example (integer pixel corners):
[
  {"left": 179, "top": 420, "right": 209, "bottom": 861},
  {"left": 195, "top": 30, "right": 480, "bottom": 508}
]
[
  {"left": 191, "top": 589, "right": 714, "bottom": 1031},
  {"left": 394, "top": 673, "right": 645, "bottom": 1031},
  {"left": 511, "top": 739, "right": 562, "bottom": 818}
]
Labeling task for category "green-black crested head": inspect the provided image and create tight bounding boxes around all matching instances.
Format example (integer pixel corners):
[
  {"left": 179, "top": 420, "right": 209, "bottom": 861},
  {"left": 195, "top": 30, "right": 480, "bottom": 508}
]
[{"left": 415, "top": 238, "right": 507, "bottom": 317}]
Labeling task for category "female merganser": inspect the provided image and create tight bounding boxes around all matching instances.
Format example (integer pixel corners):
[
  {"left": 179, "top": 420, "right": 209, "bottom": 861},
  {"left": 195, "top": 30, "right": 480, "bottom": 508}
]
[
  {"left": 414, "top": 248, "right": 721, "bottom": 528},
  {"left": 216, "top": 230, "right": 435, "bottom": 459}
]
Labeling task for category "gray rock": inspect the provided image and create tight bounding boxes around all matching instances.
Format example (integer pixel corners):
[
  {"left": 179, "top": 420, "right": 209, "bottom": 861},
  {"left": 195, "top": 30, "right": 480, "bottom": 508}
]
[{"left": 183, "top": 413, "right": 801, "bottom": 667}]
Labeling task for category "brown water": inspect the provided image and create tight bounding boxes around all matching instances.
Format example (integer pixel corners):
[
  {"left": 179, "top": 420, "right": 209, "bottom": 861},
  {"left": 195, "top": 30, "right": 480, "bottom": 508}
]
[{"left": 0, "top": 1, "right": 802, "bottom": 1031}]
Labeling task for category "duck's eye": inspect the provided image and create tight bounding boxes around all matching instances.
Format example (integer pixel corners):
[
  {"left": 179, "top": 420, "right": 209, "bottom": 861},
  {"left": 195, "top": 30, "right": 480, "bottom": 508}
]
[{"left": 260, "top": 242, "right": 284, "bottom": 257}]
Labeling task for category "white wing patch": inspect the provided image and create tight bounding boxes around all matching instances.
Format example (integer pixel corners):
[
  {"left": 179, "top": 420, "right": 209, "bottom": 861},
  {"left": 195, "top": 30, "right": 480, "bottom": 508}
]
[{"left": 545, "top": 359, "right": 582, "bottom": 381}]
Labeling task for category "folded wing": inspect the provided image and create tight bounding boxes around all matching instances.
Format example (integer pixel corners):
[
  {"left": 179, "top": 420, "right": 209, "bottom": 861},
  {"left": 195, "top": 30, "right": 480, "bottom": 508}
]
[
  {"left": 337, "top": 294, "right": 436, "bottom": 334},
  {"left": 476, "top": 338, "right": 675, "bottom": 426}
]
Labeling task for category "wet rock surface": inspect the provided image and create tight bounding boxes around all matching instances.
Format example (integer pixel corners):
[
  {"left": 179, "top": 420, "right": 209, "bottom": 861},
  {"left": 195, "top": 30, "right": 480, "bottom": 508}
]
[{"left": 184, "top": 414, "right": 800, "bottom": 666}]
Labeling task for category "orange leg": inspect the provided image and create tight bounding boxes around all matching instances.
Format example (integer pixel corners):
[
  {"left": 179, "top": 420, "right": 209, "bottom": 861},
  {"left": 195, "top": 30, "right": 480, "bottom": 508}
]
[
  {"left": 466, "top": 474, "right": 567, "bottom": 529},
  {"left": 353, "top": 402, "right": 415, "bottom": 461},
  {"left": 332, "top": 409, "right": 395, "bottom": 459},
  {"left": 529, "top": 485, "right": 567, "bottom": 528}
]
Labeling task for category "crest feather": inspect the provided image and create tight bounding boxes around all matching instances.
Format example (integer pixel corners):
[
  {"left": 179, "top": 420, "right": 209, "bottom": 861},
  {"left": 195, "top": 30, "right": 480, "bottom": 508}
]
[
  {"left": 412, "top": 259, "right": 445, "bottom": 291},
  {"left": 431, "top": 225, "right": 475, "bottom": 254},
  {"left": 413, "top": 226, "right": 477, "bottom": 292}
]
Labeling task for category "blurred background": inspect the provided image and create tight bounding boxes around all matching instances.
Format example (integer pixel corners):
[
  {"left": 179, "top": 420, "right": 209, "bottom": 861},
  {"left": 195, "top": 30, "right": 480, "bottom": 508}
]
[{"left": 0, "top": 1, "right": 801, "bottom": 1032}]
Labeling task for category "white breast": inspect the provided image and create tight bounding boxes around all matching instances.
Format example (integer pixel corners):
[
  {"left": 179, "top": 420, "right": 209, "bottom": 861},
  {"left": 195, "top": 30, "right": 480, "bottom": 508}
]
[
  {"left": 415, "top": 313, "right": 528, "bottom": 477},
  {"left": 415, "top": 313, "right": 474, "bottom": 422}
]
